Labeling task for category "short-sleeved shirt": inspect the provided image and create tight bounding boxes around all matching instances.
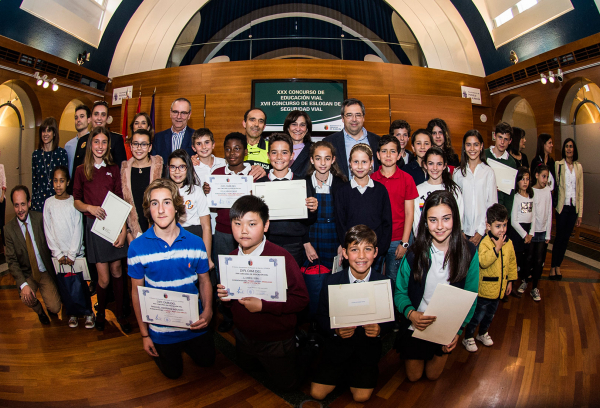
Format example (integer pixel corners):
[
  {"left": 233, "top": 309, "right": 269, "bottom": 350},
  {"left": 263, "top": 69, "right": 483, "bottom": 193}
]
[
  {"left": 371, "top": 167, "right": 418, "bottom": 241},
  {"left": 179, "top": 185, "right": 210, "bottom": 227},
  {"left": 127, "top": 224, "right": 210, "bottom": 344}
]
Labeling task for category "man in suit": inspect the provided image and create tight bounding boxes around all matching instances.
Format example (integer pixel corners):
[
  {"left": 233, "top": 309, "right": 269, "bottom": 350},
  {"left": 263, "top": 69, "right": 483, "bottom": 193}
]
[
  {"left": 72, "top": 101, "right": 127, "bottom": 172},
  {"left": 5, "top": 185, "right": 61, "bottom": 325},
  {"left": 323, "top": 98, "right": 380, "bottom": 179},
  {"left": 390, "top": 119, "right": 414, "bottom": 169},
  {"left": 152, "top": 98, "right": 196, "bottom": 170}
]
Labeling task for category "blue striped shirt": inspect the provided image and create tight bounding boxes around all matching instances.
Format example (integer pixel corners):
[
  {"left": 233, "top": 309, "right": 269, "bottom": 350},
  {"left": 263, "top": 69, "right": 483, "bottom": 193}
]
[
  {"left": 171, "top": 127, "right": 187, "bottom": 152},
  {"left": 128, "top": 224, "right": 209, "bottom": 344}
]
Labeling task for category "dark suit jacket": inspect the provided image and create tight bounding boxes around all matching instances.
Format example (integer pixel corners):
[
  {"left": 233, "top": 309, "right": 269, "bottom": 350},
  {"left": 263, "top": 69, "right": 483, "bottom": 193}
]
[
  {"left": 315, "top": 268, "right": 395, "bottom": 337},
  {"left": 4, "top": 211, "right": 56, "bottom": 288},
  {"left": 397, "top": 150, "right": 414, "bottom": 169},
  {"left": 323, "top": 130, "right": 381, "bottom": 179},
  {"left": 152, "top": 127, "right": 196, "bottom": 169},
  {"left": 290, "top": 143, "right": 312, "bottom": 179}
]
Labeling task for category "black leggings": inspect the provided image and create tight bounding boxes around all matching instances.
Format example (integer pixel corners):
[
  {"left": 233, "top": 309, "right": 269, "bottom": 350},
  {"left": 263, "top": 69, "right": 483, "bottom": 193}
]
[{"left": 528, "top": 240, "right": 548, "bottom": 289}]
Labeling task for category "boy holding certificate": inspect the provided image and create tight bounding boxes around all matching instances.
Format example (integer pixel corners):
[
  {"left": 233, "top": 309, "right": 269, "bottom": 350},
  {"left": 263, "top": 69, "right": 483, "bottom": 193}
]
[
  {"left": 216, "top": 195, "right": 309, "bottom": 391},
  {"left": 311, "top": 225, "right": 394, "bottom": 403},
  {"left": 128, "top": 179, "right": 215, "bottom": 380}
]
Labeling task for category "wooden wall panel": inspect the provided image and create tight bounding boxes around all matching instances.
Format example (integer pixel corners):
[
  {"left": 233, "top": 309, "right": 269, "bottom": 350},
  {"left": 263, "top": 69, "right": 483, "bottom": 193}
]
[
  {"left": 205, "top": 93, "right": 252, "bottom": 157},
  {"left": 353, "top": 94, "right": 390, "bottom": 136},
  {"left": 390, "top": 94, "right": 473, "bottom": 153}
]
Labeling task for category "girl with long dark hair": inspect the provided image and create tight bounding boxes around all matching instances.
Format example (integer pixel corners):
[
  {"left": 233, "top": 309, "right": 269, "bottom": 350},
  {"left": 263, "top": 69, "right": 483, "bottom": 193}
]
[
  {"left": 510, "top": 167, "right": 535, "bottom": 295},
  {"left": 530, "top": 133, "right": 556, "bottom": 191},
  {"left": 453, "top": 130, "right": 497, "bottom": 246},
  {"left": 395, "top": 190, "right": 479, "bottom": 381},
  {"left": 426, "top": 118, "right": 459, "bottom": 169},
  {"left": 509, "top": 127, "right": 529, "bottom": 168}
]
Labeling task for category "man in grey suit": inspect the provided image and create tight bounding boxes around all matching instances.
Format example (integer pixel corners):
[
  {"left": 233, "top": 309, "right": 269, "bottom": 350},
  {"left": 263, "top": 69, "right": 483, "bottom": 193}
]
[{"left": 5, "top": 185, "right": 61, "bottom": 325}]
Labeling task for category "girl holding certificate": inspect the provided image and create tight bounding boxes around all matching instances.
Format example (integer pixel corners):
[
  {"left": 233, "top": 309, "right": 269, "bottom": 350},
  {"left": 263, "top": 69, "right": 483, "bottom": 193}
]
[
  {"left": 73, "top": 127, "right": 130, "bottom": 333},
  {"left": 394, "top": 190, "right": 479, "bottom": 382}
]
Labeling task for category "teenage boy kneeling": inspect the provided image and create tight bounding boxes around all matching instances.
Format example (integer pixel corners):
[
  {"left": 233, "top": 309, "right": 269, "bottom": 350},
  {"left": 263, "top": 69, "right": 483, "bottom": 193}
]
[
  {"left": 310, "top": 225, "right": 394, "bottom": 403},
  {"left": 129, "top": 179, "right": 215, "bottom": 379},
  {"left": 216, "top": 195, "right": 309, "bottom": 391}
]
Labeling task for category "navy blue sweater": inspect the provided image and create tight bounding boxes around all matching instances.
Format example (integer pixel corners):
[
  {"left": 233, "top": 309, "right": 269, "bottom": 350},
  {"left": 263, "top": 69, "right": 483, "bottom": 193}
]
[{"left": 334, "top": 180, "right": 393, "bottom": 256}]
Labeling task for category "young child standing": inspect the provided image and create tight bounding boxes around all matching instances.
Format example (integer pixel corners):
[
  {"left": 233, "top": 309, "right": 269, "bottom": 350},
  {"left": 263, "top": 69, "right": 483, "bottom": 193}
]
[
  {"left": 403, "top": 129, "right": 432, "bottom": 186},
  {"left": 335, "top": 143, "right": 392, "bottom": 274},
  {"left": 216, "top": 195, "right": 310, "bottom": 391},
  {"left": 311, "top": 225, "right": 394, "bottom": 403},
  {"left": 453, "top": 130, "right": 497, "bottom": 246},
  {"left": 168, "top": 149, "right": 213, "bottom": 269},
  {"left": 255, "top": 133, "right": 318, "bottom": 267},
  {"left": 413, "top": 147, "right": 464, "bottom": 236},
  {"left": 510, "top": 167, "right": 535, "bottom": 296},
  {"left": 395, "top": 190, "right": 479, "bottom": 382},
  {"left": 462, "top": 204, "right": 517, "bottom": 352},
  {"left": 371, "top": 135, "right": 418, "bottom": 285},
  {"left": 73, "top": 127, "right": 130, "bottom": 333},
  {"left": 190, "top": 128, "right": 226, "bottom": 185},
  {"left": 526, "top": 164, "right": 552, "bottom": 302},
  {"left": 44, "top": 165, "right": 94, "bottom": 329}
]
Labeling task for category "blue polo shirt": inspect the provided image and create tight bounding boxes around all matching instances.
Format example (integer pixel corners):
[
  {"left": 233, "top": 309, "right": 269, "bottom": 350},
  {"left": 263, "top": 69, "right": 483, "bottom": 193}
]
[{"left": 128, "top": 224, "right": 209, "bottom": 345}]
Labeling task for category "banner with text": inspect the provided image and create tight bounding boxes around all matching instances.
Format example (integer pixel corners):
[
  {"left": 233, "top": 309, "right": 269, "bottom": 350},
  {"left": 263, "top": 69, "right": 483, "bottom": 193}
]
[{"left": 253, "top": 81, "right": 346, "bottom": 132}]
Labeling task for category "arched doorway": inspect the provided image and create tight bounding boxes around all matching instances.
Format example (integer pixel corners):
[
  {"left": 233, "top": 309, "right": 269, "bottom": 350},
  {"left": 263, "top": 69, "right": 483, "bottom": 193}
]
[
  {"left": 498, "top": 95, "right": 538, "bottom": 160},
  {"left": 0, "top": 81, "right": 38, "bottom": 223},
  {"left": 556, "top": 78, "right": 600, "bottom": 230}
]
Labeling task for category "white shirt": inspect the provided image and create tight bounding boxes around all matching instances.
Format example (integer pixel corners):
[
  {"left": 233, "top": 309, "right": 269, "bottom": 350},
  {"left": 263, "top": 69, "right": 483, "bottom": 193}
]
[
  {"left": 238, "top": 236, "right": 266, "bottom": 256},
  {"left": 194, "top": 155, "right": 226, "bottom": 186},
  {"left": 533, "top": 187, "right": 552, "bottom": 240},
  {"left": 511, "top": 193, "right": 535, "bottom": 238},
  {"left": 409, "top": 245, "right": 449, "bottom": 330},
  {"left": 18, "top": 214, "right": 46, "bottom": 289},
  {"left": 350, "top": 177, "right": 374, "bottom": 194},
  {"left": 348, "top": 268, "right": 371, "bottom": 283},
  {"left": 413, "top": 181, "right": 464, "bottom": 236},
  {"left": 452, "top": 163, "right": 497, "bottom": 236},
  {"left": 311, "top": 172, "right": 333, "bottom": 194},
  {"left": 564, "top": 164, "right": 576, "bottom": 206},
  {"left": 94, "top": 160, "right": 106, "bottom": 169},
  {"left": 178, "top": 185, "right": 210, "bottom": 227},
  {"left": 268, "top": 169, "right": 293, "bottom": 181},
  {"left": 43, "top": 196, "right": 84, "bottom": 262},
  {"left": 224, "top": 163, "right": 252, "bottom": 176},
  {"left": 488, "top": 146, "right": 509, "bottom": 160}
]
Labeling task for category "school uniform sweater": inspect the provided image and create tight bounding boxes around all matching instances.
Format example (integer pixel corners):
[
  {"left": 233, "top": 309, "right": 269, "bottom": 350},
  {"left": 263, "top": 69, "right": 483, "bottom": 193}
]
[
  {"left": 334, "top": 180, "right": 393, "bottom": 256},
  {"left": 72, "top": 163, "right": 123, "bottom": 219},
  {"left": 226, "top": 240, "right": 309, "bottom": 341}
]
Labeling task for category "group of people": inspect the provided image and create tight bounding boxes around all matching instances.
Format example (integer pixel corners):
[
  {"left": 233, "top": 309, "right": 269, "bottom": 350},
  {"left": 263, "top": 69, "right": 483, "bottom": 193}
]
[{"left": 4, "top": 96, "right": 584, "bottom": 402}]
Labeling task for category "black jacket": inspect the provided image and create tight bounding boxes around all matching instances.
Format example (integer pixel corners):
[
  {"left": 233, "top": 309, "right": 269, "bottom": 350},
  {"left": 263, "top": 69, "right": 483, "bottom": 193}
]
[
  {"left": 290, "top": 143, "right": 312, "bottom": 179},
  {"left": 323, "top": 130, "right": 381, "bottom": 179}
]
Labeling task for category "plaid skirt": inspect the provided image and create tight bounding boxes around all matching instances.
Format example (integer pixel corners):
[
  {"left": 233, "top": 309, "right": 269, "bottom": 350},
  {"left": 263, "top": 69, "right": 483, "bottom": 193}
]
[{"left": 307, "top": 192, "right": 338, "bottom": 268}]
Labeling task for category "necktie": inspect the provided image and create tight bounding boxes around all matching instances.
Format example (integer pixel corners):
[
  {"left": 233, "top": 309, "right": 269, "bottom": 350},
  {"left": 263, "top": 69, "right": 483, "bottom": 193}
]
[
  {"left": 354, "top": 279, "right": 364, "bottom": 283},
  {"left": 23, "top": 221, "right": 42, "bottom": 282}
]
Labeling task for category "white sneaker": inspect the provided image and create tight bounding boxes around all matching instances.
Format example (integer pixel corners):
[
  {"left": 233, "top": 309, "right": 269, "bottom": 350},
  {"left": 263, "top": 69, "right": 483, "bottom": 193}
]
[
  {"left": 518, "top": 280, "right": 528, "bottom": 294},
  {"left": 462, "top": 337, "right": 478, "bottom": 352},
  {"left": 68, "top": 316, "right": 78, "bottom": 328},
  {"left": 476, "top": 332, "right": 494, "bottom": 347},
  {"left": 84, "top": 315, "right": 95, "bottom": 329},
  {"left": 531, "top": 288, "right": 541, "bottom": 302}
]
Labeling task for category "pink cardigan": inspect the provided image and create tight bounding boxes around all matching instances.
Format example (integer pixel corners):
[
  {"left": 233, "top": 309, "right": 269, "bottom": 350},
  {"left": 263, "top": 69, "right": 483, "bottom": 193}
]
[{"left": 120, "top": 156, "right": 163, "bottom": 237}]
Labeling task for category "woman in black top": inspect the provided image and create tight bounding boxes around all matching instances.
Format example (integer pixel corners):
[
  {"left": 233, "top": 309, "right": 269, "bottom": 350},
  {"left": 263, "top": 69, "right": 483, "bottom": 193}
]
[
  {"left": 509, "top": 127, "right": 529, "bottom": 168},
  {"left": 530, "top": 133, "right": 556, "bottom": 191},
  {"left": 285, "top": 110, "right": 313, "bottom": 178},
  {"left": 426, "top": 118, "right": 459, "bottom": 168}
]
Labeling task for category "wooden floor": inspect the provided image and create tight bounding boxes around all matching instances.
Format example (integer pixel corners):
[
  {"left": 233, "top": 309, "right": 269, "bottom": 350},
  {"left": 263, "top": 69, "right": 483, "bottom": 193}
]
[{"left": 0, "top": 251, "right": 599, "bottom": 408}]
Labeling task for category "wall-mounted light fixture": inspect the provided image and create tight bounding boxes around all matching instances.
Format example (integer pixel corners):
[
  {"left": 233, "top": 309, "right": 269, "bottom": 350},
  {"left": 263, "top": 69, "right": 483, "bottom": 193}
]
[
  {"left": 548, "top": 71, "right": 556, "bottom": 83},
  {"left": 50, "top": 78, "right": 59, "bottom": 91},
  {"left": 32, "top": 72, "right": 58, "bottom": 91},
  {"left": 556, "top": 68, "right": 563, "bottom": 82},
  {"left": 540, "top": 73, "right": 547, "bottom": 84},
  {"left": 77, "top": 51, "right": 90, "bottom": 66}
]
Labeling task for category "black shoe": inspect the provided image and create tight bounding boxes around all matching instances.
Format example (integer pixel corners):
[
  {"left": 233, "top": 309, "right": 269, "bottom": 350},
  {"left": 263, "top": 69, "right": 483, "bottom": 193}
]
[
  {"left": 118, "top": 319, "right": 132, "bottom": 334},
  {"left": 218, "top": 319, "right": 234, "bottom": 333},
  {"left": 556, "top": 274, "right": 563, "bottom": 281},
  {"left": 38, "top": 313, "right": 50, "bottom": 325},
  {"left": 95, "top": 313, "right": 105, "bottom": 331},
  {"left": 548, "top": 274, "right": 558, "bottom": 281},
  {"left": 88, "top": 281, "right": 97, "bottom": 296}
]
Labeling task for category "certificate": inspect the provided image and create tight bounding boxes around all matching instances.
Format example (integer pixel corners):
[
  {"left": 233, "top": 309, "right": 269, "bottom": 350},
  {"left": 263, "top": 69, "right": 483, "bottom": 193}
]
[
  {"left": 219, "top": 254, "right": 287, "bottom": 302},
  {"left": 329, "top": 280, "right": 395, "bottom": 329},
  {"left": 254, "top": 180, "right": 308, "bottom": 220},
  {"left": 488, "top": 160, "right": 518, "bottom": 195},
  {"left": 91, "top": 191, "right": 132, "bottom": 244},
  {"left": 207, "top": 174, "right": 253, "bottom": 208},
  {"left": 412, "top": 284, "right": 477, "bottom": 345},
  {"left": 137, "top": 286, "right": 199, "bottom": 329},
  {"left": 52, "top": 257, "right": 91, "bottom": 280}
]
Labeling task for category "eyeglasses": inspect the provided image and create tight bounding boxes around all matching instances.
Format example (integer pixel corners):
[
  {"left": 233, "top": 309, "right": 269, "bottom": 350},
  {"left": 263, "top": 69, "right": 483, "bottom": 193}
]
[
  {"left": 343, "top": 113, "right": 363, "bottom": 119},
  {"left": 170, "top": 110, "right": 190, "bottom": 117},
  {"left": 131, "top": 142, "right": 150, "bottom": 149},
  {"left": 94, "top": 100, "right": 109, "bottom": 108},
  {"left": 169, "top": 164, "right": 187, "bottom": 172}
]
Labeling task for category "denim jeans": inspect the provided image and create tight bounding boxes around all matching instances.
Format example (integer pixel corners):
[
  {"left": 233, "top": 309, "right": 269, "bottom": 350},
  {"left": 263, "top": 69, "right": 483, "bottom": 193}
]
[
  {"left": 465, "top": 297, "right": 500, "bottom": 339},
  {"left": 385, "top": 240, "right": 402, "bottom": 284}
]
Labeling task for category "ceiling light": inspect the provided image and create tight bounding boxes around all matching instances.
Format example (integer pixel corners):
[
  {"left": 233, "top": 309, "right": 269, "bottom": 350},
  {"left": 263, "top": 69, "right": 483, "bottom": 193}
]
[
  {"left": 540, "top": 73, "right": 547, "bottom": 84},
  {"left": 556, "top": 69, "right": 564, "bottom": 82},
  {"left": 50, "top": 78, "right": 59, "bottom": 91},
  {"left": 548, "top": 71, "right": 555, "bottom": 83}
]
